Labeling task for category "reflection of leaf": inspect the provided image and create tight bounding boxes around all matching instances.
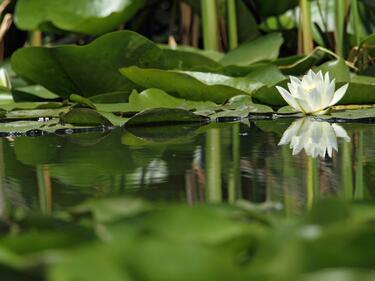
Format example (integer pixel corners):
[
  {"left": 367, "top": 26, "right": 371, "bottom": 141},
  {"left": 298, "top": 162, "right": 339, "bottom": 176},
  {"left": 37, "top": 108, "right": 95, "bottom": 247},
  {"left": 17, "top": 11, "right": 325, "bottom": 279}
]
[{"left": 124, "top": 124, "right": 203, "bottom": 144}]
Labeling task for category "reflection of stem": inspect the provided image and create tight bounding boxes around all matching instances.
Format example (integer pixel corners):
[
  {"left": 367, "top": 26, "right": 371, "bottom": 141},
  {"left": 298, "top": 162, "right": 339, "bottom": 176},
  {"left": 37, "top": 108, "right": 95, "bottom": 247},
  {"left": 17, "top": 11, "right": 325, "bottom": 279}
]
[
  {"left": 342, "top": 142, "right": 353, "bottom": 199},
  {"left": 307, "top": 157, "right": 319, "bottom": 210},
  {"left": 282, "top": 146, "right": 295, "bottom": 217},
  {"left": 0, "top": 139, "right": 6, "bottom": 218},
  {"left": 205, "top": 129, "right": 222, "bottom": 202},
  {"left": 36, "top": 165, "right": 52, "bottom": 214},
  {"left": 227, "top": 124, "right": 241, "bottom": 203},
  {"left": 354, "top": 132, "right": 364, "bottom": 200}
]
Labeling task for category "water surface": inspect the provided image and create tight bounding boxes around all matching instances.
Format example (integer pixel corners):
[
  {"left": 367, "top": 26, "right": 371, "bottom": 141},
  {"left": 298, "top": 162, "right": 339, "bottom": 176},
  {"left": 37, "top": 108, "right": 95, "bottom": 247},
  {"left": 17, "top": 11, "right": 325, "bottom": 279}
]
[{"left": 1, "top": 118, "right": 374, "bottom": 216}]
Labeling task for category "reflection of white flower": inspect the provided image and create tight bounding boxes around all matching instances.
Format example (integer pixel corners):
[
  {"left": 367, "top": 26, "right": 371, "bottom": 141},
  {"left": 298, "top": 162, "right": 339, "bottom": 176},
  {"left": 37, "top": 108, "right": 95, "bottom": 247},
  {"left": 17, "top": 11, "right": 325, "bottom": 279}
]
[
  {"left": 279, "top": 118, "right": 350, "bottom": 158},
  {"left": 276, "top": 70, "right": 349, "bottom": 115}
]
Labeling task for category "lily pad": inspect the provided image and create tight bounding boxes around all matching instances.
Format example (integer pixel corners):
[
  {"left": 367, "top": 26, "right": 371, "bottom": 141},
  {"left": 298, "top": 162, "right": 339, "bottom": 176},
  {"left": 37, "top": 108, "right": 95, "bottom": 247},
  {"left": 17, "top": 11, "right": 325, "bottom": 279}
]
[
  {"left": 61, "top": 108, "right": 112, "bottom": 126},
  {"left": 220, "top": 33, "right": 283, "bottom": 66},
  {"left": 125, "top": 108, "right": 209, "bottom": 127},
  {"left": 12, "top": 31, "right": 161, "bottom": 98},
  {"left": 120, "top": 66, "right": 255, "bottom": 103},
  {"left": 15, "top": 0, "right": 146, "bottom": 35}
]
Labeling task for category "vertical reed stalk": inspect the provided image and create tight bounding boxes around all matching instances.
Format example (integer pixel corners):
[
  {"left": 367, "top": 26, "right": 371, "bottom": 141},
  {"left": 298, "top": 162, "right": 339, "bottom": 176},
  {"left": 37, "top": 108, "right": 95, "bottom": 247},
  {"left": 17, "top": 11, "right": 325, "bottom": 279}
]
[
  {"left": 201, "top": 0, "right": 219, "bottom": 50},
  {"left": 31, "top": 30, "right": 42, "bottom": 46},
  {"left": 335, "top": 0, "right": 347, "bottom": 57},
  {"left": 299, "top": 0, "right": 314, "bottom": 54},
  {"left": 351, "top": 0, "right": 361, "bottom": 46},
  {"left": 202, "top": 0, "right": 222, "bottom": 202},
  {"left": 227, "top": 0, "right": 238, "bottom": 50}
]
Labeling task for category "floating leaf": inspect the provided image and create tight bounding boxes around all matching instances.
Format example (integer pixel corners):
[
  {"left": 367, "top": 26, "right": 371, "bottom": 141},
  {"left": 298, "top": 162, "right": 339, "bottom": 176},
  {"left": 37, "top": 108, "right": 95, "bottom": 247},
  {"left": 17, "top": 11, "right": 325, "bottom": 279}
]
[
  {"left": 125, "top": 108, "right": 209, "bottom": 127},
  {"left": 70, "top": 94, "right": 96, "bottom": 109},
  {"left": 61, "top": 108, "right": 112, "bottom": 126},
  {"left": 120, "top": 66, "right": 254, "bottom": 103},
  {"left": 15, "top": 0, "right": 146, "bottom": 35},
  {"left": 314, "top": 59, "right": 350, "bottom": 82},
  {"left": 220, "top": 33, "right": 283, "bottom": 66},
  {"left": 11, "top": 31, "right": 162, "bottom": 98}
]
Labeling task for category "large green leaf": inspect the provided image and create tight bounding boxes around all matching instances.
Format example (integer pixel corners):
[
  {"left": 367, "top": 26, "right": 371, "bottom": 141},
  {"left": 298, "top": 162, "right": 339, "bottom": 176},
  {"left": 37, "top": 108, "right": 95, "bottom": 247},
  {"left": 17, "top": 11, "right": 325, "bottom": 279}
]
[
  {"left": 220, "top": 33, "right": 283, "bottom": 66},
  {"left": 120, "top": 66, "right": 254, "bottom": 103},
  {"left": 11, "top": 31, "right": 227, "bottom": 99},
  {"left": 252, "top": 0, "right": 299, "bottom": 17},
  {"left": 15, "top": 0, "right": 145, "bottom": 35},
  {"left": 12, "top": 31, "right": 162, "bottom": 99}
]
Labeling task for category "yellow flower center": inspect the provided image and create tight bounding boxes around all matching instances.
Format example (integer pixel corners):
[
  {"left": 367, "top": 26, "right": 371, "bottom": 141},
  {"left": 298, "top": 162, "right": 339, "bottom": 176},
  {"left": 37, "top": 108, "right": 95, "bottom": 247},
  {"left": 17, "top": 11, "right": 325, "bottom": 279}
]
[{"left": 303, "top": 84, "right": 317, "bottom": 94}]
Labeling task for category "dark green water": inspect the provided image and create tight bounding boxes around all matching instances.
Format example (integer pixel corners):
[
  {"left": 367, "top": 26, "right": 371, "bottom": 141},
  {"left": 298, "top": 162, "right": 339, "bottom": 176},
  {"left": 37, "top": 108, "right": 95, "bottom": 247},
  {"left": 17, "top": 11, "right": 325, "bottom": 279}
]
[{"left": 0, "top": 118, "right": 374, "bottom": 215}]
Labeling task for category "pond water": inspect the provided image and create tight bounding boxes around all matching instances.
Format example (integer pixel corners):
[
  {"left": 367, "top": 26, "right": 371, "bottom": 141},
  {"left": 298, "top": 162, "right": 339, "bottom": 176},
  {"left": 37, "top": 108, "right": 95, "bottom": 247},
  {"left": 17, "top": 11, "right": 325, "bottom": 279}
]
[{"left": 1, "top": 118, "right": 374, "bottom": 216}]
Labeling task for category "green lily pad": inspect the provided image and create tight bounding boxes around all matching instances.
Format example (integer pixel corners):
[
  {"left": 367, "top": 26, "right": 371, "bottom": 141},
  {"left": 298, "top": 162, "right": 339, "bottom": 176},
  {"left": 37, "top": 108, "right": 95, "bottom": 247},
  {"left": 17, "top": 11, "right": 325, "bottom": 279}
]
[
  {"left": 15, "top": 0, "right": 146, "bottom": 35},
  {"left": 125, "top": 108, "right": 209, "bottom": 127},
  {"left": 120, "top": 66, "right": 255, "bottom": 103},
  {"left": 12, "top": 31, "right": 162, "bottom": 98},
  {"left": 220, "top": 33, "right": 283, "bottom": 66},
  {"left": 61, "top": 108, "right": 112, "bottom": 126},
  {"left": 70, "top": 94, "right": 97, "bottom": 109}
]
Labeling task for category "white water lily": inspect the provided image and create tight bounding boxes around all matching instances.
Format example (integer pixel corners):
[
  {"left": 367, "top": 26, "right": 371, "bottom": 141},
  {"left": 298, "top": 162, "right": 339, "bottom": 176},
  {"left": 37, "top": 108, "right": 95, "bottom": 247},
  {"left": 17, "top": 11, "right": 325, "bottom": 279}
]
[
  {"left": 276, "top": 70, "right": 349, "bottom": 115},
  {"left": 279, "top": 118, "right": 350, "bottom": 158}
]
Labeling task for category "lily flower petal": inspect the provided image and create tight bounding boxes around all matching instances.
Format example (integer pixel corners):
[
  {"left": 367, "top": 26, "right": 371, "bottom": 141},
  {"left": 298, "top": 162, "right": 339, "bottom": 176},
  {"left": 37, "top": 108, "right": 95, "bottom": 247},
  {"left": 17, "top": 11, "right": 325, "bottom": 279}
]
[
  {"left": 276, "top": 86, "right": 302, "bottom": 111},
  {"left": 329, "top": 83, "right": 349, "bottom": 107}
]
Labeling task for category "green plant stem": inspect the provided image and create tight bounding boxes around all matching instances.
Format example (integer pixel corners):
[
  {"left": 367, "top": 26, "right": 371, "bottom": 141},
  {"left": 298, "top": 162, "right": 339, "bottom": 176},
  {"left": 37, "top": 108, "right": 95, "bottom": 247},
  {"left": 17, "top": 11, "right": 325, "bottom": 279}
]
[
  {"left": 335, "top": 0, "right": 347, "bottom": 57},
  {"left": 31, "top": 30, "right": 42, "bottom": 46},
  {"left": 227, "top": 124, "right": 241, "bottom": 203},
  {"left": 354, "top": 132, "right": 364, "bottom": 200},
  {"left": 300, "top": 0, "right": 314, "bottom": 54},
  {"left": 201, "top": 0, "right": 219, "bottom": 51},
  {"left": 227, "top": 0, "right": 238, "bottom": 50},
  {"left": 342, "top": 142, "right": 353, "bottom": 199},
  {"left": 206, "top": 129, "right": 222, "bottom": 202},
  {"left": 307, "top": 157, "right": 319, "bottom": 210},
  {"left": 351, "top": 0, "right": 361, "bottom": 46}
]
